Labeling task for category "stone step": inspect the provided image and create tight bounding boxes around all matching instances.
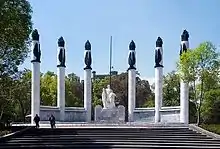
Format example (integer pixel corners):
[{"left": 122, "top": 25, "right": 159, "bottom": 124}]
[
  {"left": 2, "top": 126, "right": 220, "bottom": 149},
  {"left": 9, "top": 137, "right": 217, "bottom": 141},
  {"left": 7, "top": 139, "right": 220, "bottom": 144},
  {"left": 30, "top": 129, "right": 192, "bottom": 133},
  {"left": 18, "top": 133, "right": 210, "bottom": 138},
  {"left": 35, "top": 127, "right": 191, "bottom": 130},
  {"left": 1, "top": 142, "right": 220, "bottom": 148},
  {"left": 22, "top": 132, "right": 200, "bottom": 136}
]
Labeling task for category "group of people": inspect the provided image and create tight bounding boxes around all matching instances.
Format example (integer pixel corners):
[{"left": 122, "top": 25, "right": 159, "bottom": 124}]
[{"left": 34, "top": 114, "right": 56, "bottom": 129}]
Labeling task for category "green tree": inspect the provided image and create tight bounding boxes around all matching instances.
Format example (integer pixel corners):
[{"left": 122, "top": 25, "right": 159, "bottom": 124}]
[
  {"left": 92, "top": 78, "right": 109, "bottom": 107},
  {"left": 65, "top": 73, "right": 83, "bottom": 107},
  {"left": 0, "top": 69, "right": 32, "bottom": 123},
  {"left": 201, "top": 89, "right": 220, "bottom": 124},
  {"left": 12, "top": 69, "right": 31, "bottom": 122},
  {"left": 163, "top": 71, "right": 180, "bottom": 106},
  {"left": 40, "top": 71, "right": 57, "bottom": 106},
  {"left": 0, "top": 75, "right": 14, "bottom": 122},
  {"left": 177, "top": 41, "right": 220, "bottom": 124},
  {"left": 0, "top": 0, "right": 32, "bottom": 75}
]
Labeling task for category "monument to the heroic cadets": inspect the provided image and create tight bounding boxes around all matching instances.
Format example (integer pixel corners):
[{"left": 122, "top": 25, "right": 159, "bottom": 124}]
[
  {"left": 94, "top": 85, "right": 125, "bottom": 123},
  {"left": 101, "top": 85, "right": 116, "bottom": 109},
  {"left": 30, "top": 29, "right": 190, "bottom": 125}
]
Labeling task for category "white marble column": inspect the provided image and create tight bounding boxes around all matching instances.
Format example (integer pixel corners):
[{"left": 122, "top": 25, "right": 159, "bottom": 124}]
[
  {"left": 31, "top": 29, "right": 41, "bottom": 124},
  {"left": 57, "top": 37, "right": 66, "bottom": 121},
  {"left": 180, "top": 30, "right": 189, "bottom": 124},
  {"left": 128, "top": 69, "right": 136, "bottom": 122},
  {"left": 84, "top": 40, "right": 92, "bottom": 122},
  {"left": 154, "top": 37, "right": 163, "bottom": 123},
  {"left": 128, "top": 40, "right": 136, "bottom": 122}
]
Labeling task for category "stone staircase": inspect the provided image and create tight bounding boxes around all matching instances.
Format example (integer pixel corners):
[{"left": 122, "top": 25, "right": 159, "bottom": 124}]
[{"left": 1, "top": 126, "right": 220, "bottom": 148}]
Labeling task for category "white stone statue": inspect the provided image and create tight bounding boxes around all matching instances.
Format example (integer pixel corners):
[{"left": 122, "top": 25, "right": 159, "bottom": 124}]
[{"left": 101, "top": 85, "right": 116, "bottom": 109}]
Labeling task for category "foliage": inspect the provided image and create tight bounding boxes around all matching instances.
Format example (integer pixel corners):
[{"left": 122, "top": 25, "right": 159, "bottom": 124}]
[
  {"left": 142, "top": 94, "right": 155, "bottom": 107},
  {"left": 0, "top": 0, "right": 32, "bottom": 75},
  {"left": 163, "top": 71, "right": 180, "bottom": 106},
  {"left": 177, "top": 41, "right": 220, "bottom": 124},
  {"left": 92, "top": 77, "right": 109, "bottom": 107},
  {"left": 189, "top": 101, "right": 197, "bottom": 123},
  {"left": 201, "top": 89, "right": 220, "bottom": 124},
  {"left": 0, "top": 69, "right": 31, "bottom": 122},
  {"left": 200, "top": 124, "right": 220, "bottom": 135},
  {"left": 0, "top": 75, "right": 14, "bottom": 122},
  {"left": 12, "top": 69, "right": 31, "bottom": 122},
  {"left": 65, "top": 73, "right": 83, "bottom": 107},
  {"left": 40, "top": 71, "right": 57, "bottom": 106},
  {"left": 92, "top": 72, "right": 152, "bottom": 108}
]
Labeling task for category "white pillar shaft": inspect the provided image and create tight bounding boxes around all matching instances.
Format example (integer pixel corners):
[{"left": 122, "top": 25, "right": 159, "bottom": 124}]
[
  {"left": 57, "top": 67, "right": 65, "bottom": 121},
  {"left": 31, "top": 62, "right": 40, "bottom": 124},
  {"left": 84, "top": 69, "right": 92, "bottom": 122},
  {"left": 128, "top": 69, "right": 136, "bottom": 122},
  {"left": 180, "top": 40, "right": 189, "bottom": 124},
  {"left": 180, "top": 81, "right": 189, "bottom": 124},
  {"left": 155, "top": 67, "right": 163, "bottom": 123}
]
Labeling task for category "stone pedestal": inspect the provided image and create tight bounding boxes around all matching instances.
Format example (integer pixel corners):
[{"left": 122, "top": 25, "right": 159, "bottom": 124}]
[{"left": 95, "top": 105, "right": 125, "bottom": 123}]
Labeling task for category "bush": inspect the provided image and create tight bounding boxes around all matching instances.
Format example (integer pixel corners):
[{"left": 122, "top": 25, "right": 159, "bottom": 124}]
[
  {"left": 200, "top": 124, "right": 220, "bottom": 135},
  {"left": 201, "top": 89, "right": 220, "bottom": 124}
]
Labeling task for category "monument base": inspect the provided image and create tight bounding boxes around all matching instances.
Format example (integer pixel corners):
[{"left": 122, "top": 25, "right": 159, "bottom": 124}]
[{"left": 95, "top": 105, "right": 125, "bottom": 123}]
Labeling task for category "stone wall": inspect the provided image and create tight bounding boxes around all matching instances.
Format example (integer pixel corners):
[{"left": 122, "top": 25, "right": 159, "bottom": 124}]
[
  {"left": 40, "top": 106, "right": 86, "bottom": 122},
  {"left": 40, "top": 106, "right": 60, "bottom": 121},
  {"left": 134, "top": 106, "right": 180, "bottom": 123},
  {"left": 65, "top": 107, "right": 86, "bottom": 122},
  {"left": 40, "top": 106, "right": 180, "bottom": 123}
]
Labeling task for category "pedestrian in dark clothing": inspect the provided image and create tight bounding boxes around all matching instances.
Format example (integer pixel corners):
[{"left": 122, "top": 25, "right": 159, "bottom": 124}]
[
  {"left": 49, "top": 114, "right": 56, "bottom": 129},
  {"left": 34, "top": 114, "right": 40, "bottom": 128}
]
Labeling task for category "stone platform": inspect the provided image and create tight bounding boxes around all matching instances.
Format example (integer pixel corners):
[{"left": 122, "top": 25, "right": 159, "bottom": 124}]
[{"left": 12, "top": 122, "right": 188, "bottom": 128}]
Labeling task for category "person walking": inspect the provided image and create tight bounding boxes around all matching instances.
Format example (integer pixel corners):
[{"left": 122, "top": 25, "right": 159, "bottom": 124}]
[
  {"left": 49, "top": 114, "right": 56, "bottom": 129},
  {"left": 33, "top": 114, "right": 40, "bottom": 128}
]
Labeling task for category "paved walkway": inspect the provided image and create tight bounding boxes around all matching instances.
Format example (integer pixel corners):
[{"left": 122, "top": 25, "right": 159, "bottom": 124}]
[{"left": 12, "top": 122, "right": 188, "bottom": 128}]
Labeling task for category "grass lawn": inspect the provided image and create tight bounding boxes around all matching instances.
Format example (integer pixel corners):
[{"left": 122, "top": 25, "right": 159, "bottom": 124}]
[{"left": 200, "top": 124, "right": 220, "bottom": 135}]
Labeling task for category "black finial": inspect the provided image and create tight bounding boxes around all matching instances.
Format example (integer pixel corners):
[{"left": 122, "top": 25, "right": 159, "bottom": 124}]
[
  {"left": 85, "top": 40, "right": 91, "bottom": 50},
  {"left": 156, "top": 37, "right": 163, "bottom": 47},
  {"left": 129, "top": 40, "right": 136, "bottom": 50},
  {"left": 181, "top": 30, "right": 189, "bottom": 41},
  {"left": 32, "top": 29, "right": 39, "bottom": 41},
  {"left": 58, "top": 36, "right": 65, "bottom": 47}
]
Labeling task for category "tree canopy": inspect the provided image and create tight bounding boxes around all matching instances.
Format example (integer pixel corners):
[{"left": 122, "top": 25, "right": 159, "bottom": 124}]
[
  {"left": 0, "top": 0, "right": 32, "bottom": 76},
  {"left": 177, "top": 41, "right": 220, "bottom": 124}
]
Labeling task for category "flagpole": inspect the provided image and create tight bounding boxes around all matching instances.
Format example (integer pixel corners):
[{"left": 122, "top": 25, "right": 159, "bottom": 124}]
[{"left": 109, "top": 36, "right": 112, "bottom": 88}]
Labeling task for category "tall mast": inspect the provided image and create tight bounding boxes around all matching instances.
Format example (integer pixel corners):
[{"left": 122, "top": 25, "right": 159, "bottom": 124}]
[{"left": 109, "top": 36, "right": 112, "bottom": 88}]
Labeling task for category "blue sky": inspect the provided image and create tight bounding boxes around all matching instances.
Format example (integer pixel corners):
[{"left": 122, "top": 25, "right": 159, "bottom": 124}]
[{"left": 21, "top": 0, "right": 220, "bottom": 82}]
